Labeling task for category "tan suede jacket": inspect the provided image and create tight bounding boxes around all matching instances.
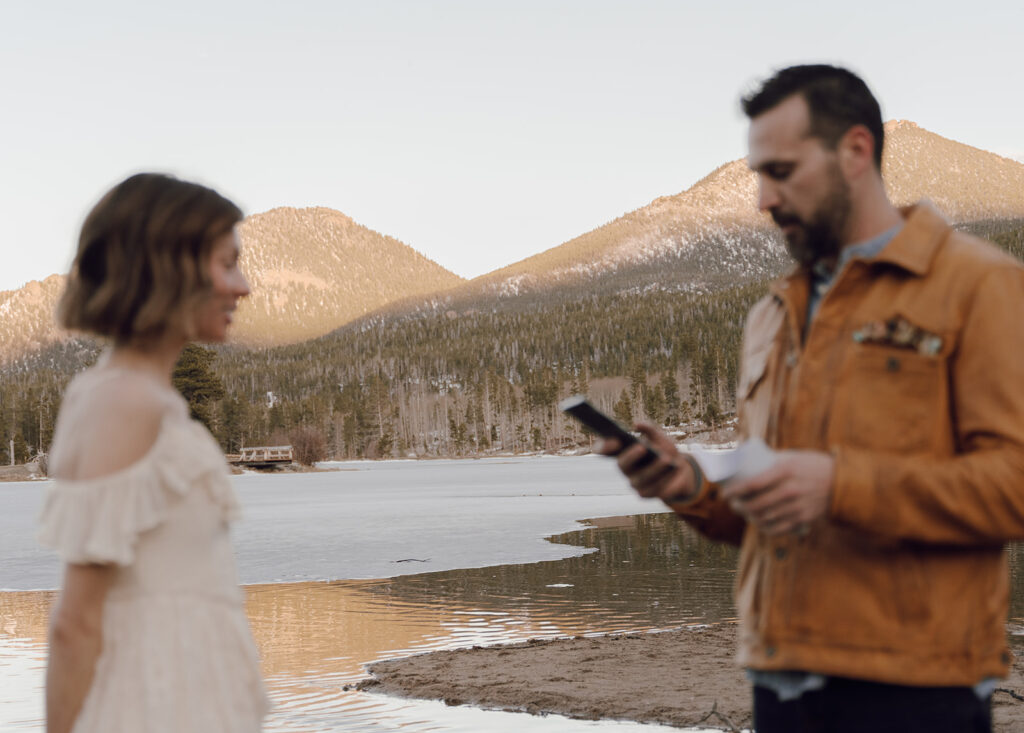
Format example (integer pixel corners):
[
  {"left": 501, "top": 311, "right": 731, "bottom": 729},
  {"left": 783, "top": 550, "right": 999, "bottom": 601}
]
[{"left": 669, "top": 203, "right": 1024, "bottom": 686}]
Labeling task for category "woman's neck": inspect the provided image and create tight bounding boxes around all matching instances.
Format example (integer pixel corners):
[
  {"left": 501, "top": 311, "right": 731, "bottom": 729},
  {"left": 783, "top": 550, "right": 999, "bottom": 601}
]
[{"left": 104, "top": 337, "right": 187, "bottom": 388}]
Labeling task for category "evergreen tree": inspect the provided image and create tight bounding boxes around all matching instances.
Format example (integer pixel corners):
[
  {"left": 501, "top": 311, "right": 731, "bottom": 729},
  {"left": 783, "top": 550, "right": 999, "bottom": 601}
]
[
  {"left": 613, "top": 389, "right": 634, "bottom": 425},
  {"left": 218, "top": 395, "right": 246, "bottom": 452},
  {"left": 172, "top": 344, "right": 225, "bottom": 432},
  {"left": 12, "top": 431, "right": 29, "bottom": 464},
  {"left": 702, "top": 401, "right": 722, "bottom": 430},
  {"left": 662, "top": 369, "right": 681, "bottom": 425},
  {"left": 644, "top": 383, "right": 666, "bottom": 425}
]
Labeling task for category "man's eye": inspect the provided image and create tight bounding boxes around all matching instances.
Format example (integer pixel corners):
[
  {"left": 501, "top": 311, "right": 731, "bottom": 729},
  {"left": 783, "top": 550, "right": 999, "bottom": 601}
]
[{"left": 767, "top": 164, "right": 793, "bottom": 180}]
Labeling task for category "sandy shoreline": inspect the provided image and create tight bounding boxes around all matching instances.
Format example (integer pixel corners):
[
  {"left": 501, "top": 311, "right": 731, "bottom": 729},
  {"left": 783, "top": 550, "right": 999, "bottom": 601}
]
[{"left": 360, "top": 624, "right": 1024, "bottom": 731}]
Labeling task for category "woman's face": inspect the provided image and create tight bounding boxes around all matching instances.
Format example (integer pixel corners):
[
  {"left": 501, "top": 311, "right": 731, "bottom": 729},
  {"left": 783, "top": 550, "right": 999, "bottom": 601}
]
[{"left": 193, "top": 229, "right": 250, "bottom": 343}]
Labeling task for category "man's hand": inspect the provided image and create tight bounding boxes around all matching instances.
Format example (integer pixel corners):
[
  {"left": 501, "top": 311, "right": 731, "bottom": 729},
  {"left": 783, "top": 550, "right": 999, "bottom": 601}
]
[
  {"left": 719, "top": 450, "right": 836, "bottom": 536},
  {"left": 597, "top": 421, "right": 698, "bottom": 503}
]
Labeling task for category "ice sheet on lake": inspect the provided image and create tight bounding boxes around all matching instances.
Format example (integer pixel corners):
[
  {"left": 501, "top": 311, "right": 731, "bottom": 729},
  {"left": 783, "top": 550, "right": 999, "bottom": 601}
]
[{"left": 2, "top": 455, "right": 668, "bottom": 590}]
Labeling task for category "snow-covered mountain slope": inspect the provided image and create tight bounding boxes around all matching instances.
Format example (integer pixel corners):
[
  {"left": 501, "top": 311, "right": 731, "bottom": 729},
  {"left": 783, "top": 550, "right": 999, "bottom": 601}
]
[
  {"left": 467, "top": 121, "right": 1024, "bottom": 297},
  {"left": 0, "top": 208, "right": 464, "bottom": 363}
]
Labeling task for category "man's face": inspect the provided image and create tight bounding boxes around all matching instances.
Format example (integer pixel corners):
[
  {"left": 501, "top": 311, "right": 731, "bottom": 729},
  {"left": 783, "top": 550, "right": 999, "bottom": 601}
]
[{"left": 747, "top": 94, "right": 851, "bottom": 267}]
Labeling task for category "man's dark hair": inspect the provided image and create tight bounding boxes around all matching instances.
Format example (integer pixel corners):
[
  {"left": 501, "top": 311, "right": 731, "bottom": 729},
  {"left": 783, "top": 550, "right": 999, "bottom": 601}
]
[{"left": 742, "top": 64, "right": 884, "bottom": 169}]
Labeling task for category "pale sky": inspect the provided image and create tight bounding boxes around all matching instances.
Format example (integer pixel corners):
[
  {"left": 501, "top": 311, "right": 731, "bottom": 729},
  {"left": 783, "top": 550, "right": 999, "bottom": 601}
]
[{"left": 2, "top": 0, "right": 1021, "bottom": 292}]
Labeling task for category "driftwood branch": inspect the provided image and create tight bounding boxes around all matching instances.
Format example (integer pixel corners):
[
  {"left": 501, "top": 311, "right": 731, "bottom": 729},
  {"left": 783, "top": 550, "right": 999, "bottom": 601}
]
[
  {"left": 996, "top": 687, "right": 1024, "bottom": 703},
  {"left": 696, "top": 700, "right": 743, "bottom": 732}
]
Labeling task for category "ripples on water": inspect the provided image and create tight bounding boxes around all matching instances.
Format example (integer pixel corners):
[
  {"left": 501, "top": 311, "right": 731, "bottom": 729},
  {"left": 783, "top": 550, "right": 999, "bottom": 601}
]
[
  {"left": 246, "top": 514, "right": 738, "bottom": 730},
  {"left": 0, "top": 591, "right": 54, "bottom": 731},
  {"left": 6, "top": 516, "right": 1024, "bottom": 731}
]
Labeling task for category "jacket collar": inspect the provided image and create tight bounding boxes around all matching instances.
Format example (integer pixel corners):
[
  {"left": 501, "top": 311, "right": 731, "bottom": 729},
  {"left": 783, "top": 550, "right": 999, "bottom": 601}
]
[
  {"left": 868, "top": 202, "right": 950, "bottom": 276},
  {"left": 772, "top": 201, "right": 950, "bottom": 298}
]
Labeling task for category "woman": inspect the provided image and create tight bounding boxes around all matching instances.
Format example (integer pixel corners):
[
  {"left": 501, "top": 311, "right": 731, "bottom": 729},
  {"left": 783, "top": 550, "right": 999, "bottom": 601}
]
[{"left": 39, "top": 173, "right": 269, "bottom": 732}]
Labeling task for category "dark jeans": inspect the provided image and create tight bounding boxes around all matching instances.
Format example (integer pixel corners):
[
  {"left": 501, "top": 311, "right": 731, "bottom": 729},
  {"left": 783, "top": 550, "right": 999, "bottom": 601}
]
[{"left": 753, "top": 677, "right": 992, "bottom": 733}]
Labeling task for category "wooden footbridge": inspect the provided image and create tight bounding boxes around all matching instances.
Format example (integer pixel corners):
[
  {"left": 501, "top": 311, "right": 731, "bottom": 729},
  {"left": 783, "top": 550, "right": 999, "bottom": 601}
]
[{"left": 227, "top": 445, "right": 294, "bottom": 468}]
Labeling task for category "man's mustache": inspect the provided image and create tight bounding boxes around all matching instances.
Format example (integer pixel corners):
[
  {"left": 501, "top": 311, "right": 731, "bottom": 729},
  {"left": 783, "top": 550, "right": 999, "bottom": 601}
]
[{"left": 771, "top": 210, "right": 803, "bottom": 228}]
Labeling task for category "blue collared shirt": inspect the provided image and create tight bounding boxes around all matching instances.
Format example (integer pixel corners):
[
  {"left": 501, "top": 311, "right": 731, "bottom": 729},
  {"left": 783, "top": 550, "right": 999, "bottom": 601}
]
[{"left": 807, "top": 223, "right": 903, "bottom": 323}]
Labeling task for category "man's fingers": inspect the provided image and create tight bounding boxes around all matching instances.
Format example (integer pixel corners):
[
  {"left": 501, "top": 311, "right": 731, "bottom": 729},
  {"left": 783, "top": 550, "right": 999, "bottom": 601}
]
[
  {"left": 632, "top": 465, "right": 678, "bottom": 498},
  {"left": 635, "top": 422, "right": 679, "bottom": 457},
  {"left": 720, "top": 462, "right": 787, "bottom": 500},
  {"left": 603, "top": 423, "right": 698, "bottom": 503},
  {"left": 723, "top": 450, "right": 833, "bottom": 535},
  {"left": 753, "top": 495, "right": 803, "bottom": 527},
  {"left": 720, "top": 475, "right": 768, "bottom": 501},
  {"left": 656, "top": 465, "right": 698, "bottom": 502},
  {"left": 620, "top": 445, "right": 671, "bottom": 493},
  {"left": 596, "top": 437, "right": 622, "bottom": 456},
  {"left": 735, "top": 482, "right": 801, "bottom": 517},
  {"left": 616, "top": 442, "right": 685, "bottom": 499},
  {"left": 617, "top": 442, "right": 653, "bottom": 472}
]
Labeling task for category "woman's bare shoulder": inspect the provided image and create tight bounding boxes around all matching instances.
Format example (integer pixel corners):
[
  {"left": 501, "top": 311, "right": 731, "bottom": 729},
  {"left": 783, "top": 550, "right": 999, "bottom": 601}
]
[{"left": 55, "top": 370, "right": 177, "bottom": 482}]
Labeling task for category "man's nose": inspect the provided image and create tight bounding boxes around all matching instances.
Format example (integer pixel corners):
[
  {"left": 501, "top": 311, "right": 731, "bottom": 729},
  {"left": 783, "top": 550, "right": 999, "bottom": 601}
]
[{"left": 757, "top": 177, "right": 781, "bottom": 212}]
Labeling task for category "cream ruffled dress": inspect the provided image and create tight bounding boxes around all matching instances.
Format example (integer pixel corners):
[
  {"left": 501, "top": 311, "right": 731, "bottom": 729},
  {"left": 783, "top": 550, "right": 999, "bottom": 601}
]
[{"left": 38, "top": 368, "right": 269, "bottom": 732}]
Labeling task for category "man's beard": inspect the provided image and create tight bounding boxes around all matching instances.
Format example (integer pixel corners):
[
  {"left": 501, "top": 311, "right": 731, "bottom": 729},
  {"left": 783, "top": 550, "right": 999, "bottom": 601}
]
[{"left": 772, "top": 166, "right": 851, "bottom": 268}]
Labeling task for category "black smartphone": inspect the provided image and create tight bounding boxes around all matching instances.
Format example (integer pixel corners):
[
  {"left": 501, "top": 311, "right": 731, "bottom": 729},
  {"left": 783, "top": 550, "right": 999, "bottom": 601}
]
[{"left": 559, "top": 395, "right": 660, "bottom": 468}]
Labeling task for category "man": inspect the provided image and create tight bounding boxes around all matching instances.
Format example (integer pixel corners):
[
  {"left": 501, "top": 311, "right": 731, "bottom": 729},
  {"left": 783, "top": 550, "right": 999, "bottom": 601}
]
[{"left": 602, "top": 64, "right": 1024, "bottom": 732}]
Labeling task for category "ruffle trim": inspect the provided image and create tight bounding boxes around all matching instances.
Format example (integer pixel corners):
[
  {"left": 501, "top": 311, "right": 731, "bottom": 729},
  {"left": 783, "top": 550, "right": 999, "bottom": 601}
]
[{"left": 38, "top": 417, "right": 239, "bottom": 566}]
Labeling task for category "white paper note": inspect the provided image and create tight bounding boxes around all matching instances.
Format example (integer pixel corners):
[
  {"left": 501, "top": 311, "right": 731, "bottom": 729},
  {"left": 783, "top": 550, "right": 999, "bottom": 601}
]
[{"left": 686, "top": 437, "right": 777, "bottom": 486}]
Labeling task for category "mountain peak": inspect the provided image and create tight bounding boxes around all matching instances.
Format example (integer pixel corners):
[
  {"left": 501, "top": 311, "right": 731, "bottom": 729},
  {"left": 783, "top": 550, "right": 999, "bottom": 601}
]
[
  {"left": 249, "top": 205, "right": 354, "bottom": 226},
  {"left": 231, "top": 206, "right": 463, "bottom": 345},
  {"left": 473, "top": 122, "right": 1024, "bottom": 292},
  {"left": 884, "top": 119, "right": 920, "bottom": 132},
  {"left": 0, "top": 206, "right": 466, "bottom": 363}
]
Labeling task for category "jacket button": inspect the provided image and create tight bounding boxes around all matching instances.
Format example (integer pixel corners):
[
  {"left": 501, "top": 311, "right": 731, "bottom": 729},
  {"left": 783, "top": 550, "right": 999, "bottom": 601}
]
[
  {"left": 766, "top": 646, "right": 776, "bottom": 658},
  {"left": 1002, "top": 652, "right": 1012, "bottom": 664},
  {"left": 774, "top": 547, "right": 788, "bottom": 560},
  {"left": 886, "top": 356, "right": 901, "bottom": 372}
]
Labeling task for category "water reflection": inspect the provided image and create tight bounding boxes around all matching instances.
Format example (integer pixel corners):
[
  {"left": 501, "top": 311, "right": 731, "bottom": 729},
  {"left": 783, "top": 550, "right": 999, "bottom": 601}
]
[
  {"left": 361, "top": 514, "right": 741, "bottom": 636},
  {"left": 6, "top": 516, "right": 1024, "bottom": 731},
  {"left": 237, "top": 514, "right": 739, "bottom": 729},
  {"left": 0, "top": 591, "right": 55, "bottom": 731}
]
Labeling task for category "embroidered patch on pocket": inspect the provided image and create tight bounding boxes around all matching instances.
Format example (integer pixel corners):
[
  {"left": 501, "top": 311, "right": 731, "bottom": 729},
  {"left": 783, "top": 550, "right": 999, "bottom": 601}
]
[{"left": 851, "top": 316, "right": 943, "bottom": 356}]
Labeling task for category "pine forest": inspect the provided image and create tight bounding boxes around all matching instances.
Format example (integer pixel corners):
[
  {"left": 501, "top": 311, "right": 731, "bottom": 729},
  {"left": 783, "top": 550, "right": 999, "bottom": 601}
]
[{"left": 2, "top": 221, "right": 1021, "bottom": 465}]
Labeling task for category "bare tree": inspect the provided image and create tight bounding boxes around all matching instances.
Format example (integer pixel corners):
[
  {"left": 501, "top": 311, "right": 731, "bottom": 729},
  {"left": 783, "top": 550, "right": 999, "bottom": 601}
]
[{"left": 290, "top": 426, "right": 327, "bottom": 466}]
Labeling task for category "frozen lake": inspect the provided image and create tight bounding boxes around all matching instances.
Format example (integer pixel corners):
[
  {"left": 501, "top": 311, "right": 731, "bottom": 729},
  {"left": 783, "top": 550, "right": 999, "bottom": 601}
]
[{"left": 1, "top": 455, "right": 669, "bottom": 590}]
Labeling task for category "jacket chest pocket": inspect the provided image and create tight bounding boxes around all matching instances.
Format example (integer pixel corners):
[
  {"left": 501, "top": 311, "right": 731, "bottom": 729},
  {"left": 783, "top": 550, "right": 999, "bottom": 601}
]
[{"left": 835, "top": 346, "right": 943, "bottom": 453}]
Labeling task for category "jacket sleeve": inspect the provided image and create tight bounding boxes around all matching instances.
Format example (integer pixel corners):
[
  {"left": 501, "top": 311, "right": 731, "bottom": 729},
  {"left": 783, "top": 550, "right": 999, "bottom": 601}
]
[
  {"left": 830, "top": 265, "right": 1024, "bottom": 545},
  {"left": 664, "top": 479, "right": 747, "bottom": 546},
  {"left": 659, "top": 297, "right": 784, "bottom": 546}
]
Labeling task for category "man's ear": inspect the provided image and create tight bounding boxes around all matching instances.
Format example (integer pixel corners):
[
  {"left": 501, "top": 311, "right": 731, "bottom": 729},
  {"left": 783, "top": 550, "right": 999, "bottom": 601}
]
[{"left": 838, "top": 124, "right": 876, "bottom": 180}]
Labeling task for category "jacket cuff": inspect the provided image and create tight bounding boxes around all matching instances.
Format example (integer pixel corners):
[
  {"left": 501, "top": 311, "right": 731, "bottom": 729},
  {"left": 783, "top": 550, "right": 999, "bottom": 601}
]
[{"left": 664, "top": 458, "right": 717, "bottom": 517}]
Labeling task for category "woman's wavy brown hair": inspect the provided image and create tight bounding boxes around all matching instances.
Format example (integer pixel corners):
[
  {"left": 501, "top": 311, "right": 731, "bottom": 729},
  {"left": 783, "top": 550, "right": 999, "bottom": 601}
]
[{"left": 58, "top": 173, "right": 242, "bottom": 345}]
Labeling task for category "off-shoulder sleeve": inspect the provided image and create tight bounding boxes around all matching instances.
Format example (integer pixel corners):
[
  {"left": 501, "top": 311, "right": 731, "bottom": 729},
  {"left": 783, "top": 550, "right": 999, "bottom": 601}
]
[{"left": 38, "top": 420, "right": 238, "bottom": 566}]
